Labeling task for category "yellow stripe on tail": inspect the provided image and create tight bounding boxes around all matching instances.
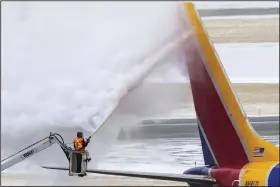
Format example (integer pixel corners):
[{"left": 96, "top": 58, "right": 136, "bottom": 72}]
[{"left": 183, "top": 2, "right": 279, "bottom": 162}]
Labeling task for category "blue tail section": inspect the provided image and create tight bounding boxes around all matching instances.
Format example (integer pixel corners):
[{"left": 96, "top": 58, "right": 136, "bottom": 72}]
[
  {"left": 268, "top": 163, "right": 280, "bottom": 186},
  {"left": 197, "top": 119, "right": 216, "bottom": 167}
]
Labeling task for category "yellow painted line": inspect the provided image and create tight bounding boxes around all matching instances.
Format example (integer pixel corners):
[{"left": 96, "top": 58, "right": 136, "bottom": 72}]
[{"left": 183, "top": 2, "right": 279, "bottom": 162}]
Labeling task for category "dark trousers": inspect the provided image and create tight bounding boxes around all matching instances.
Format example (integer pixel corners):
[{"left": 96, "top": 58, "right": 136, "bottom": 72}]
[{"left": 76, "top": 153, "right": 82, "bottom": 173}]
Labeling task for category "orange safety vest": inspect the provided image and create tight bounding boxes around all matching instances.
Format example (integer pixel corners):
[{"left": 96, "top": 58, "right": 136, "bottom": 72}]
[{"left": 73, "top": 137, "right": 85, "bottom": 152}]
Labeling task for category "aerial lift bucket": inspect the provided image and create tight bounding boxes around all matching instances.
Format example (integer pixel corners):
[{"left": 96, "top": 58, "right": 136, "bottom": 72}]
[{"left": 69, "top": 150, "right": 90, "bottom": 176}]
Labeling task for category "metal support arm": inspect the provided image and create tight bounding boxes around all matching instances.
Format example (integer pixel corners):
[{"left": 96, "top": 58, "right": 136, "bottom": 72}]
[{"left": 1, "top": 132, "right": 72, "bottom": 172}]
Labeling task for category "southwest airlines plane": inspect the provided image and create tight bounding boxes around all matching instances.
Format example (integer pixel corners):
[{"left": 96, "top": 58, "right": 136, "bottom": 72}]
[{"left": 43, "top": 2, "right": 279, "bottom": 186}]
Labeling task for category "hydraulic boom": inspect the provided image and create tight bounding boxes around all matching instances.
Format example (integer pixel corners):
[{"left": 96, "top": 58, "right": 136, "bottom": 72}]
[{"left": 1, "top": 132, "right": 73, "bottom": 172}]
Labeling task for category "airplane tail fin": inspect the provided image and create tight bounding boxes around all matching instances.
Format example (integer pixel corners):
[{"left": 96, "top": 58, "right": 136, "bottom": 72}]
[{"left": 183, "top": 2, "right": 279, "bottom": 167}]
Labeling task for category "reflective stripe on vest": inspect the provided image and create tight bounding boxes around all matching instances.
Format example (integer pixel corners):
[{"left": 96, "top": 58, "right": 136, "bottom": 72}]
[{"left": 73, "top": 137, "right": 84, "bottom": 151}]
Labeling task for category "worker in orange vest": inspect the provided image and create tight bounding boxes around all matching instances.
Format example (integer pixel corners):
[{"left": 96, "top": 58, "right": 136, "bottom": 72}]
[
  {"left": 73, "top": 132, "right": 90, "bottom": 152},
  {"left": 73, "top": 132, "right": 90, "bottom": 175}
]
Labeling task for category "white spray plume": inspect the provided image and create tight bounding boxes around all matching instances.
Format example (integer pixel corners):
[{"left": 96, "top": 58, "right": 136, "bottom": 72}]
[{"left": 2, "top": 2, "right": 187, "bottom": 155}]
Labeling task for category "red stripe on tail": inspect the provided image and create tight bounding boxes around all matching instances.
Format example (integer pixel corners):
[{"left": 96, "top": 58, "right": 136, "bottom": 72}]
[{"left": 184, "top": 38, "right": 249, "bottom": 167}]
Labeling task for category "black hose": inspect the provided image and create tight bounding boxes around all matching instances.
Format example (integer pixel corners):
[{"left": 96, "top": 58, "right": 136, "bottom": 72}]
[
  {"left": 51, "top": 133, "right": 65, "bottom": 144},
  {"left": 1, "top": 136, "right": 49, "bottom": 162},
  {"left": 48, "top": 133, "right": 72, "bottom": 162},
  {"left": 49, "top": 133, "right": 71, "bottom": 151}
]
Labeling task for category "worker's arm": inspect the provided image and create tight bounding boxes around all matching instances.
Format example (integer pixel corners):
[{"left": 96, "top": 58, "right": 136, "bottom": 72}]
[{"left": 82, "top": 138, "right": 90, "bottom": 147}]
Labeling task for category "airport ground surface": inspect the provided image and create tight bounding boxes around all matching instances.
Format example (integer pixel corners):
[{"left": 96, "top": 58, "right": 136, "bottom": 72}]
[
  {"left": 1, "top": 9, "right": 279, "bottom": 187},
  {"left": 204, "top": 17, "right": 279, "bottom": 43},
  {"left": 209, "top": 83, "right": 278, "bottom": 116}
]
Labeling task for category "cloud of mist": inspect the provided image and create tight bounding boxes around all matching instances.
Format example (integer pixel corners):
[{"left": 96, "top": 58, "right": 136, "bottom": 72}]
[{"left": 1, "top": 1, "right": 188, "bottom": 171}]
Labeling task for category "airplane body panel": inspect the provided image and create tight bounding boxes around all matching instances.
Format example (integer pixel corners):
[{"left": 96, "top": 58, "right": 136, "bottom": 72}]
[
  {"left": 267, "top": 163, "right": 280, "bottom": 186},
  {"left": 239, "top": 161, "right": 280, "bottom": 186},
  {"left": 210, "top": 167, "right": 241, "bottom": 186}
]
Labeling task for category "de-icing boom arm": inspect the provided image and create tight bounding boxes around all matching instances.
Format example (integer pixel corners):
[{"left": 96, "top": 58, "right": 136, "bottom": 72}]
[{"left": 1, "top": 132, "right": 72, "bottom": 172}]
